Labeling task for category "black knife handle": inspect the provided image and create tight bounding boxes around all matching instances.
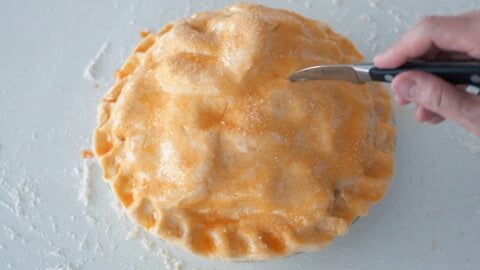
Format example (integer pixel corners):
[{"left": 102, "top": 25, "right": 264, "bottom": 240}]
[{"left": 369, "top": 61, "right": 480, "bottom": 87}]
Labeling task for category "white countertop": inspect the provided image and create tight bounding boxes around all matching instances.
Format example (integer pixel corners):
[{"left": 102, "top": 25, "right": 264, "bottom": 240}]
[{"left": 1, "top": 0, "right": 480, "bottom": 269}]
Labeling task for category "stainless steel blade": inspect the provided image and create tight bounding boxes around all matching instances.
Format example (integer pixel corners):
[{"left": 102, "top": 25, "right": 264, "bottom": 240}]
[{"left": 289, "top": 64, "right": 373, "bottom": 84}]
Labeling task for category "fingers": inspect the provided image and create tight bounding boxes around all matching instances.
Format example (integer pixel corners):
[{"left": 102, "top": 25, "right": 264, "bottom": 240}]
[
  {"left": 392, "top": 71, "right": 466, "bottom": 120},
  {"left": 374, "top": 12, "right": 480, "bottom": 68},
  {"left": 392, "top": 71, "right": 480, "bottom": 135},
  {"left": 393, "top": 78, "right": 444, "bottom": 124},
  {"left": 377, "top": 11, "right": 480, "bottom": 136}
]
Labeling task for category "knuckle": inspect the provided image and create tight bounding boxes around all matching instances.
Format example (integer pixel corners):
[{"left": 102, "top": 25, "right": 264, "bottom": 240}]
[
  {"left": 417, "top": 76, "right": 446, "bottom": 110},
  {"left": 416, "top": 15, "right": 449, "bottom": 35},
  {"left": 431, "top": 88, "right": 446, "bottom": 111},
  {"left": 418, "top": 15, "right": 440, "bottom": 28}
]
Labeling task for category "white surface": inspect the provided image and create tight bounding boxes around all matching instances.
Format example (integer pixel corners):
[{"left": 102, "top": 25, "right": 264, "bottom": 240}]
[{"left": 1, "top": 1, "right": 480, "bottom": 269}]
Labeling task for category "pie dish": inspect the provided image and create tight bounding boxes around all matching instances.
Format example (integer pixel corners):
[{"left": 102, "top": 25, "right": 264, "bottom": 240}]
[{"left": 93, "top": 3, "right": 395, "bottom": 260}]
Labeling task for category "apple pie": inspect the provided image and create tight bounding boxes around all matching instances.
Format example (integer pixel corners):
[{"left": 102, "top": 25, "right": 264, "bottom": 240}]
[{"left": 93, "top": 3, "right": 395, "bottom": 260}]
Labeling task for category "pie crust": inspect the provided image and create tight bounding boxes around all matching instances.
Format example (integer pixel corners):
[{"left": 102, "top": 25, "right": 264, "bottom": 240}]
[{"left": 93, "top": 3, "right": 395, "bottom": 260}]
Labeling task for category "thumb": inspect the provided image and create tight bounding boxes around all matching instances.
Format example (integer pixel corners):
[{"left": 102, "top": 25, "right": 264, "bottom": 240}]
[{"left": 391, "top": 71, "right": 474, "bottom": 125}]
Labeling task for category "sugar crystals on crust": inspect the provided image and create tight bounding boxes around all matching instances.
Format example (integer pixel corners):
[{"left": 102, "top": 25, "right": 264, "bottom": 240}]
[{"left": 93, "top": 3, "right": 395, "bottom": 260}]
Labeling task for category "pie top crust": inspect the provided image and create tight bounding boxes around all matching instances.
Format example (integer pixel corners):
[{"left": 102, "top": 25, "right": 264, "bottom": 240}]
[{"left": 93, "top": 3, "right": 395, "bottom": 260}]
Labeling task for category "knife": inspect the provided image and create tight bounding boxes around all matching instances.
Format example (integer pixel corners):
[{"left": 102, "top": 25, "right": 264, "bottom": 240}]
[{"left": 289, "top": 61, "right": 480, "bottom": 93}]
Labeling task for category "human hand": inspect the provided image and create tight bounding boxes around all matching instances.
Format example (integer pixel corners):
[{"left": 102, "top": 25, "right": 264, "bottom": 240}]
[{"left": 374, "top": 10, "right": 480, "bottom": 137}]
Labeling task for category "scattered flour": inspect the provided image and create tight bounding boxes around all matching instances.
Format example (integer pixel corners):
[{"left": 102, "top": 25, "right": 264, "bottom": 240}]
[
  {"left": 366, "top": 32, "right": 379, "bottom": 52},
  {"left": 368, "top": 0, "right": 379, "bottom": 8},
  {"left": 0, "top": 172, "right": 37, "bottom": 218},
  {"left": 445, "top": 124, "right": 480, "bottom": 154},
  {"left": 82, "top": 210, "right": 97, "bottom": 226},
  {"left": 12, "top": 188, "right": 23, "bottom": 217},
  {"left": 3, "top": 226, "right": 27, "bottom": 244},
  {"left": 47, "top": 248, "right": 66, "bottom": 259},
  {"left": 31, "top": 133, "right": 39, "bottom": 141},
  {"left": 45, "top": 262, "right": 76, "bottom": 270},
  {"left": 110, "top": 198, "right": 128, "bottom": 221},
  {"left": 66, "top": 230, "right": 77, "bottom": 241},
  {"left": 78, "top": 233, "right": 89, "bottom": 251},
  {"left": 126, "top": 228, "right": 185, "bottom": 269},
  {"left": 0, "top": 198, "right": 15, "bottom": 215},
  {"left": 394, "top": 14, "right": 404, "bottom": 23},
  {"left": 79, "top": 159, "right": 94, "bottom": 206},
  {"left": 126, "top": 227, "right": 140, "bottom": 240},
  {"left": 141, "top": 237, "right": 154, "bottom": 251},
  {"left": 28, "top": 225, "right": 45, "bottom": 237},
  {"left": 83, "top": 41, "right": 110, "bottom": 81},
  {"left": 158, "top": 248, "right": 184, "bottom": 270},
  {"left": 360, "top": 14, "right": 372, "bottom": 22}
]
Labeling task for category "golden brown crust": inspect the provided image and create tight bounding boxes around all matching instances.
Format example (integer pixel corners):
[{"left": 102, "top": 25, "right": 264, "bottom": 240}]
[{"left": 93, "top": 3, "right": 395, "bottom": 260}]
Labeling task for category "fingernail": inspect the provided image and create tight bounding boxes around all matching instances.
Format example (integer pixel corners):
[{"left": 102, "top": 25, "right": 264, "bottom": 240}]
[{"left": 396, "top": 79, "right": 416, "bottom": 99}]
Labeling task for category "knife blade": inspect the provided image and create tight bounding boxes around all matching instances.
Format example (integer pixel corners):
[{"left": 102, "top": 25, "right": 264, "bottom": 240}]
[{"left": 288, "top": 61, "right": 480, "bottom": 90}]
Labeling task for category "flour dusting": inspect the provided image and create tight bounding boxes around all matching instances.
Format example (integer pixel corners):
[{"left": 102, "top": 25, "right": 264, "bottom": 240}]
[
  {"left": 44, "top": 262, "right": 76, "bottom": 270},
  {"left": 79, "top": 159, "right": 94, "bottom": 206},
  {"left": 83, "top": 41, "right": 110, "bottom": 81},
  {"left": 78, "top": 233, "right": 88, "bottom": 251},
  {"left": 445, "top": 124, "right": 480, "bottom": 154},
  {"left": 3, "top": 225, "right": 27, "bottom": 244},
  {"left": 158, "top": 248, "right": 184, "bottom": 270},
  {"left": 126, "top": 227, "right": 140, "bottom": 240},
  {"left": 110, "top": 198, "right": 128, "bottom": 221},
  {"left": 141, "top": 237, "right": 154, "bottom": 251},
  {"left": 368, "top": 0, "right": 379, "bottom": 8}
]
